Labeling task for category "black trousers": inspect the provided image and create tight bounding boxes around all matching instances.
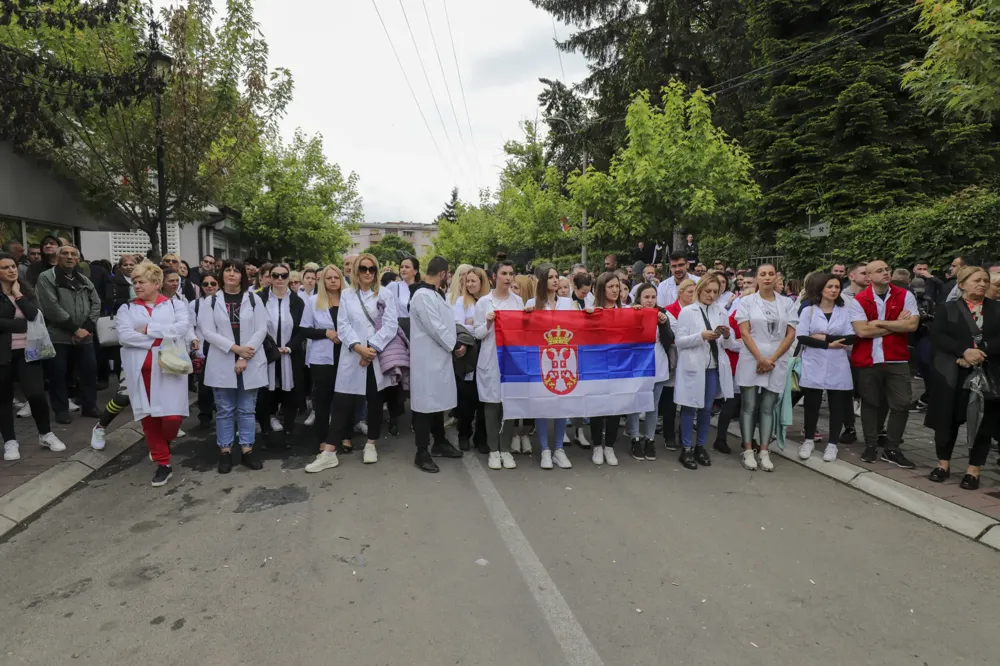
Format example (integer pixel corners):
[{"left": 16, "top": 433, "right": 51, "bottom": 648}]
[
  {"left": 456, "top": 379, "right": 486, "bottom": 445},
  {"left": 0, "top": 350, "right": 51, "bottom": 441},
  {"left": 658, "top": 385, "right": 677, "bottom": 444},
  {"left": 382, "top": 384, "right": 405, "bottom": 422},
  {"left": 329, "top": 364, "right": 383, "bottom": 442},
  {"left": 197, "top": 375, "right": 215, "bottom": 423},
  {"left": 590, "top": 415, "right": 621, "bottom": 449},
  {"left": 803, "top": 388, "right": 851, "bottom": 445},
  {"left": 413, "top": 410, "right": 445, "bottom": 451},
  {"left": 716, "top": 393, "right": 741, "bottom": 443},
  {"left": 44, "top": 342, "right": 97, "bottom": 414},
  {"left": 257, "top": 387, "right": 297, "bottom": 434},
  {"left": 935, "top": 400, "right": 1000, "bottom": 466},
  {"left": 310, "top": 363, "right": 340, "bottom": 445}
]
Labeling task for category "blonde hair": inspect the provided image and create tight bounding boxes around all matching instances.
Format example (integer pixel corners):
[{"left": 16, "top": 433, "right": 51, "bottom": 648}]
[
  {"left": 514, "top": 275, "right": 536, "bottom": 302},
  {"left": 990, "top": 272, "right": 1000, "bottom": 287},
  {"left": 315, "top": 264, "right": 343, "bottom": 310},
  {"left": 132, "top": 261, "right": 163, "bottom": 286},
  {"left": 694, "top": 275, "right": 720, "bottom": 304},
  {"left": 462, "top": 267, "right": 490, "bottom": 308},
  {"left": 957, "top": 265, "right": 989, "bottom": 289},
  {"left": 289, "top": 270, "right": 302, "bottom": 284},
  {"left": 349, "top": 253, "right": 380, "bottom": 294},
  {"left": 448, "top": 263, "right": 473, "bottom": 304},
  {"left": 303, "top": 262, "right": 320, "bottom": 272}
]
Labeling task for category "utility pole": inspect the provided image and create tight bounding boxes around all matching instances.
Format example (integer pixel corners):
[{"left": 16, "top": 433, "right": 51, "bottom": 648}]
[{"left": 142, "top": 18, "right": 172, "bottom": 256}]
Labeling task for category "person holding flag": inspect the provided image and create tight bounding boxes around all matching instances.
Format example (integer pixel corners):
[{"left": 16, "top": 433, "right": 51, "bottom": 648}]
[{"left": 588, "top": 272, "right": 626, "bottom": 466}]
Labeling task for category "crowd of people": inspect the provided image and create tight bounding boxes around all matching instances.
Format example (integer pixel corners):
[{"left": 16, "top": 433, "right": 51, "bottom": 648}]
[{"left": 1, "top": 236, "right": 997, "bottom": 492}]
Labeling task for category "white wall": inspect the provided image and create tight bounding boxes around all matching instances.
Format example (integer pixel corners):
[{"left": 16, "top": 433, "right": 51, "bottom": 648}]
[{"left": 80, "top": 231, "right": 112, "bottom": 262}]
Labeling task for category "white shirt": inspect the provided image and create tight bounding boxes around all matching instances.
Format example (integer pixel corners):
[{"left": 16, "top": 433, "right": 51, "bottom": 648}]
[
  {"left": 525, "top": 296, "right": 575, "bottom": 311},
  {"left": 265, "top": 290, "right": 295, "bottom": 391},
  {"left": 848, "top": 289, "right": 918, "bottom": 364},
  {"left": 301, "top": 294, "right": 339, "bottom": 367},
  {"left": 656, "top": 273, "right": 700, "bottom": 307}
]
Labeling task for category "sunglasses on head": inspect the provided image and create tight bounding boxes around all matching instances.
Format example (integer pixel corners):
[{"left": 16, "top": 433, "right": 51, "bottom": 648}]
[
  {"left": 356, "top": 265, "right": 376, "bottom": 275},
  {"left": 271, "top": 272, "right": 289, "bottom": 279}
]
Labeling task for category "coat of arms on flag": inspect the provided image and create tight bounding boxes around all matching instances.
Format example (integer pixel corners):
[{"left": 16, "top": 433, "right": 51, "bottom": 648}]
[{"left": 540, "top": 326, "right": 578, "bottom": 395}]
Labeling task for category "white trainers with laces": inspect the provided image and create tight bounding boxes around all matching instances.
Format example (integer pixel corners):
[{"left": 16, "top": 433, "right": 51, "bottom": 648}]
[
  {"left": 822, "top": 443, "right": 839, "bottom": 462},
  {"left": 270, "top": 417, "right": 284, "bottom": 433},
  {"left": 362, "top": 443, "right": 378, "bottom": 464},
  {"left": 40, "top": 432, "right": 67, "bottom": 452},
  {"left": 304, "top": 411, "right": 316, "bottom": 426},
  {"left": 91, "top": 425, "right": 106, "bottom": 451},
  {"left": 576, "top": 429, "right": 591, "bottom": 448},
  {"left": 798, "top": 439, "right": 815, "bottom": 460},
  {"left": 16, "top": 402, "right": 31, "bottom": 418},
  {"left": 510, "top": 434, "right": 521, "bottom": 454},
  {"left": 563, "top": 431, "right": 572, "bottom": 445},
  {"left": 175, "top": 429, "right": 186, "bottom": 439},
  {"left": 488, "top": 451, "right": 502, "bottom": 470},
  {"left": 540, "top": 449, "right": 553, "bottom": 469},
  {"left": 305, "top": 450, "right": 339, "bottom": 473},
  {"left": 3, "top": 440, "right": 19, "bottom": 461},
  {"left": 520, "top": 434, "right": 532, "bottom": 455},
  {"left": 552, "top": 449, "right": 572, "bottom": 469},
  {"left": 741, "top": 449, "right": 758, "bottom": 470},
  {"left": 592, "top": 445, "right": 605, "bottom": 465},
  {"left": 603, "top": 447, "right": 619, "bottom": 466},
  {"left": 500, "top": 452, "right": 517, "bottom": 469},
  {"left": 67, "top": 399, "right": 81, "bottom": 412},
  {"left": 759, "top": 449, "right": 774, "bottom": 472}
]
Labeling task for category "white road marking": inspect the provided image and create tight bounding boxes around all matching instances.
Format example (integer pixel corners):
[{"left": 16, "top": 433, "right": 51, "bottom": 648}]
[{"left": 462, "top": 455, "right": 604, "bottom": 666}]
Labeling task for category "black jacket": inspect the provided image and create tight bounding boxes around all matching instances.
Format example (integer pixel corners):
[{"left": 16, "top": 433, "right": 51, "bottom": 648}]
[
  {"left": 25, "top": 260, "right": 57, "bottom": 288},
  {"left": 0, "top": 291, "right": 40, "bottom": 366},
  {"left": 110, "top": 272, "right": 134, "bottom": 314}
]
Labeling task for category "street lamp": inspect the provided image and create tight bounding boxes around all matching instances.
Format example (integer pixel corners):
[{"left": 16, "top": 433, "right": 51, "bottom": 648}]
[
  {"left": 143, "top": 21, "right": 172, "bottom": 257},
  {"left": 547, "top": 116, "right": 589, "bottom": 265}
]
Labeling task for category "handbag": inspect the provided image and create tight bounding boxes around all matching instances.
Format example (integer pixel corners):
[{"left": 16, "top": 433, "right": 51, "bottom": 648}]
[
  {"left": 25, "top": 312, "right": 56, "bottom": 362},
  {"left": 96, "top": 315, "right": 119, "bottom": 347},
  {"left": 957, "top": 302, "right": 1000, "bottom": 400},
  {"left": 157, "top": 337, "right": 194, "bottom": 375}
]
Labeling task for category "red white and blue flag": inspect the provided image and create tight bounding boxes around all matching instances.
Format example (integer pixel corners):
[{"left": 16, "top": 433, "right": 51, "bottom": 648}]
[{"left": 494, "top": 309, "right": 658, "bottom": 419}]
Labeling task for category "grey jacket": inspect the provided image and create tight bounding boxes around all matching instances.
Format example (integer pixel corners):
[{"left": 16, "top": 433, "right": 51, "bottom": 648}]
[{"left": 35, "top": 267, "right": 101, "bottom": 344}]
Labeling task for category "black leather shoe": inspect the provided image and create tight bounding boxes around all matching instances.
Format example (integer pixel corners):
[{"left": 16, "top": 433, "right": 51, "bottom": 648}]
[
  {"left": 928, "top": 467, "right": 950, "bottom": 483},
  {"left": 218, "top": 451, "right": 233, "bottom": 475},
  {"left": 458, "top": 438, "right": 471, "bottom": 451},
  {"left": 860, "top": 445, "right": 878, "bottom": 463},
  {"left": 960, "top": 474, "right": 980, "bottom": 490},
  {"left": 81, "top": 407, "right": 102, "bottom": 419},
  {"left": 713, "top": 439, "right": 732, "bottom": 455},
  {"left": 840, "top": 427, "right": 857, "bottom": 444},
  {"left": 630, "top": 438, "right": 645, "bottom": 461},
  {"left": 694, "top": 446, "right": 712, "bottom": 467},
  {"left": 475, "top": 440, "right": 491, "bottom": 455},
  {"left": 679, "top": 448, "right": 698, "bottom": 470},
  {"left": 431, "top": 440, "right": 463, "bottom": 458},
  {"left": 55, "top": 412, "right": 72, "bottom": 425},
  {"left": 415, "top": 449, "right": 439, "bottom": 473},
  {"left": 240, "top": 448, "right": 263, "bottom": 471}
]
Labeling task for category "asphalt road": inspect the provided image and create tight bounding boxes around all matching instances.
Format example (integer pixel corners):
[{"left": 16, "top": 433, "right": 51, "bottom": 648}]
[{"left": 1, "top": 421, "right": 997, "bottom": 666}]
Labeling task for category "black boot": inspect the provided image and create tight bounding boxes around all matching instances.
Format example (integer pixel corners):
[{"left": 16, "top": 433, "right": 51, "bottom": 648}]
[
  {"left": 240, "top": 448, "right": 263, "bottom": 471},
  {"left": 431, "top": 439, "right": 463, "bottom": 458},
  {"left": 458, "top": 437, "right": 471, "bottom": 451},
  {"left": 679, "top": 448, "right": 698, "bottom": 470},
  {"left": 415, "top": 448, "right": 439, "bottom": 473},
  {"left": 630, "top": 438, "right": 645, "bottom": 461},
  {"left": 218, "top": 451, "right": 233, "bottom": 474},
  {"left": 713, "top": 439, "right": 731, "bottom": 455}
]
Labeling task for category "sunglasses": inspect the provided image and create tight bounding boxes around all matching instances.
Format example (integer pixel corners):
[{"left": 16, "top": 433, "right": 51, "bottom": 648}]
[
  {"left": 164, "top": 259, "right": 179, "bottom": 264},
  {"left": 202, "top": 281, "right": 218, "bottom": 288},
  {"left": 356, "top": 265, "right": 376, "bottom": 275},
  {"left": 271, "top": 272, "right": 289, "bottom": 279}
]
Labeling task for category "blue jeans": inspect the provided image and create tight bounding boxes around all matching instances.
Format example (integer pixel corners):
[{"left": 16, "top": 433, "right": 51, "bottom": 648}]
[
  {"left": 213, "top": 377, "right": 259, "bottom": 449},
  {"left": 536, "top": 418, "right": 566, "bottom": 451},
  {"left": 627, "top": 381, "right": 667, "bottom": 440},
  {"left": 679, "top": 369, "right": 719, "bottom": 449}
]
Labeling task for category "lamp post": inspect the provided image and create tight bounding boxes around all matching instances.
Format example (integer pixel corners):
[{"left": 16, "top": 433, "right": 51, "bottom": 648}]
[
  {"left": 547, "top": 116, "right": 588, "bottom": 265},
  {"left": 143, "top": 22, "right": 172, "bottom": 257}
]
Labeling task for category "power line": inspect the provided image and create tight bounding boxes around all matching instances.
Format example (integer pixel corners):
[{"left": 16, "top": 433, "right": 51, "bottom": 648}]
[
  {"left": 441, "top": 0, "right": 479, "bottom": 175},
  {"left": 370, "top": 0, "right": 453, "bottom": 180},
  {"left": 552, "top": 17, "right": 566, "bottom": 81}
]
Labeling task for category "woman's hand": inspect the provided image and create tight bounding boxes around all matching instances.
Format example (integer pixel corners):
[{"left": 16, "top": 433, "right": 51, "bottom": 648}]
[
  {"left": 279, "top": 346, "right": 291, "bottom": 355},
  {"left": 962, "top": 348, "right": 987, "bottom": 366},
  {"left": 657, "top": 311, "right": 668, "bottom": 324},
  {"left": 10, "top": 280, "right": 21, "bottom": 299},
  {"left": 756, "top": 357, "right": 775, "bottom": 373},
  {"left": 701, "top": 330, "right": 719, "bottom": 341},
  {"left": 455, "top": 344, "right": 467, "bottom": 359},
  {"left": 828, "top": 339, "right": 845, "bottom": 350},
  {"left": 358, "top": 346, "right": 377, "bottom": 361},
  {"left": 486, "top": 311, "right": 496, "bottom": 322},
  {"left": 325, "top": 329, "right": 340, "bottom": 343},
  {"left": 810, "top": 333, "right": 826, "bottom": 341},
  {"left": 957, "top": 358, "right": 972, "bottom": 369},
  {"left": 632, "top": 303, "right": 642, "bottom": 310},
  {"left": 524, "top": 305, "right": 535, "bottom": 313},
  {"left": 235, "top": 358, "right": 247, "bottom": 375},
  {"left": 231, "top": 344, "right": 255, "bottom": 360},
  {"left": 191, "top": 339, "right": 200, "bottom": 352}
]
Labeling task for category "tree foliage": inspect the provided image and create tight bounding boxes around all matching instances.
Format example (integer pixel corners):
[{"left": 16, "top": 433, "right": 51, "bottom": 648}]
[
  {"left": 438, "top": 187, "right": 459, "bottom": 224},
  {"left": 368, "top": 233, "right": 416, "bottom": 266}
]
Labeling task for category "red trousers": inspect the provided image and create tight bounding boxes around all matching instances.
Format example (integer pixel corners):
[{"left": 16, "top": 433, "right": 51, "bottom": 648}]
[{"left": 141, "top": 347, "right": 182, "bottom": 466}]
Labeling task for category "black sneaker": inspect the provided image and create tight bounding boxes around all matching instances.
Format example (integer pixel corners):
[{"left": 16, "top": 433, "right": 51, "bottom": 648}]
[
  {"left": 151, "top": 465, "right": 172, "bottom": 487},
  {"left": 909, "top": 399, "right": 927, "bottom": 413},
  {"left": 880, "top": 449, "right": 915, "bottom": 469},
  {"left": 694, "top": 446, "right": 712, "bottom": 467},
  {"left": 387, "top": 421, "right": 400, "bottom": 437},
  {"left": 218, "top": 451, "right": 233, "bottom": 474},
  {"left": 458, "top": 437, "right": 471, "bottom": 451},
  {"left": 713, "top": 439, "right": 732, "bottom": 455},
  {"left": 860, "top": 445, "right": 879, "bottom": 463},
  {"left": 431, "top": 440, "right": 463, "bottom": 458},
  {"left": 630, "top": 438, "right": 645, "bottom": 461},
  {"left": 679, "top": 448, "right": 698, "bottom": 470},
  {"left": 240, "top": 448, "right": 263, "bottom": 471},
  {"left": 662, "top": 438, "right": 678, "bottom": 452},
  {"left": 55, "top": 412, "right": 72, "bottom": 425},
  {"left": 644, "top": 438, "right": 657, "bottom": 461},
  {"left": 840, "top": 427, "right": 857, "bottom": 444}
]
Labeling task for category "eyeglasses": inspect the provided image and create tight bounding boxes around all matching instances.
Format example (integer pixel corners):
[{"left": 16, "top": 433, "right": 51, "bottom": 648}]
[
  {"left": 357, "top": 265, "right": 376, "bottom": 275},
  {"left": 271, "top": 272, "right": 289, "bottom": 279},
  {"left": 202, "top": 281, "right": 218, "bottom": 288},
  {"left": 164, "top": 259, "right": 179, "bottom": 264}
]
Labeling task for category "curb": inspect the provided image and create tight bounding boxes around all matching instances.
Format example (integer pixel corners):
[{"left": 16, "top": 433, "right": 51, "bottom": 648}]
[
  {"left": 0, "top": 423, "right": 145, "bottom": 540},
  {"left": 724, "top": 422, "right": 1000, "bottom": 550}
]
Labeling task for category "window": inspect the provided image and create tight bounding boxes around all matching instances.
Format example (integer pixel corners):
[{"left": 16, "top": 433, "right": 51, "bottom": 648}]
[
  {"left": 402, "top": 230, "right": 414, "bottom": 238},
  {"left": 24, "top": 222, "right": 74, "bottom": 247}
]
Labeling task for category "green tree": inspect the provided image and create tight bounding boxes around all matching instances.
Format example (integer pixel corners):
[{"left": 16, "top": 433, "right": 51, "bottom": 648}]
[
  {"left": 433, "top": 197, "right": 502, "bottom": 267},
  {"left": 439, "top": 187, "right": 459, "bottom": 224},
  {"left": 223, "top": 130, "right": 360, "bottom": 264},
  {"left": 903, "top": 0, "right": 1000, "bottom": 119},
  {"left": 368, "top": 234, "right": 417, "bottom": 266}
]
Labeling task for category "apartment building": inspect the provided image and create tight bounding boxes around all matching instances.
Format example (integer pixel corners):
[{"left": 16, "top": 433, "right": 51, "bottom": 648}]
[{"left": 349, "top": 221, "right": 438, "bottom": 258}]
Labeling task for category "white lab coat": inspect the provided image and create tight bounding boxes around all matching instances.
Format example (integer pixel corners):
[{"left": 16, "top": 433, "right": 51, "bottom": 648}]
[
  {"left": 652, "top": 313, "right": 672, "bottom": 383},
  {"left": 474, "top": 290, "right": 524, "bottom": 404},
  {"left": 335, "top": 287, "right": 398, "bottom": 395},
  {"left": 454, "top": 298, "right": 476, "bottom": 333},
  {"left": 673, "top": 302, "right": 734, "bottom": 408},
  {"left": 116, "top": 298, "right": 191, "bottom": 421},
  {"left": 188, "top": 298, "right": 207, "bottom": 359},
  {"left": 656, "top": 273, "right": 700, "bottom": 307},
  {"left": 264, "top": 291, "right": 295, "bottom": 392},
  {"left": 409, "top": 286, "right": 457, "bottom": 413},
  {"left": 664, "top": 310, "right": 680, "bottom": 388},
  {"left": 525, "top": 296, "right": 574, "bottom": 311},
  {"left": 795, "top": 304, "right": 854, "bottom": 391},
  {"left": 735, "top": 293, "right": 798, "bottom": 393},
  {"left": 301, "top": 294, "right": 339, "bottom": 367},
  {"left": 386, "top": 280, "right": 413, "bottom": 317},
  {"left": 198, "top": 291, "right": 270, "bottom": 390},
  {"left": 171, "top": 294, "right": 196, "bottom": 349}
]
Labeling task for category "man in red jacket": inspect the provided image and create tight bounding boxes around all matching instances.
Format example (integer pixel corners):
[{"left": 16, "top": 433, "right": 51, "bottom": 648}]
[{"left": 849, "top": 260, "right": 919, "bottom": 468}]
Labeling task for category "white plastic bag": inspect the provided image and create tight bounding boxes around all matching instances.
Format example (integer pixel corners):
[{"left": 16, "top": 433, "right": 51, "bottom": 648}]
[
  {"left": 157, "top": 337, "right": 193, "bottom": 375},
  {"left": 25, "top": 312, "right": 56, "bottom": 362}
]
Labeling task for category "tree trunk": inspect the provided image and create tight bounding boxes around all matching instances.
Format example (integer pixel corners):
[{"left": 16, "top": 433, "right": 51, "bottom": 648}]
[
  {"left": 145, "top": 225, "right": 161, "bottom": 263},
  {"left": 672, "top": 227, "right": 684, "bottom": 256}
]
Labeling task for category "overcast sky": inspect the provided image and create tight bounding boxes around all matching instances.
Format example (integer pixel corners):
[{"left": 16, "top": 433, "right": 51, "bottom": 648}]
[{"left": 235, "top": 0, "right": 587, "bottom": 224}]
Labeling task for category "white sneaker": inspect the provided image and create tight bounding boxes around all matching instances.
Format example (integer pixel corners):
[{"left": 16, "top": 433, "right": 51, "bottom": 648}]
[
  {"left": 16, "top": 402, "right": 31, "bottom": 418},
  {"left": 520, "top": 434, "right": 532, "bottom": 455},
  {"left": 270, "top": 417, "right": 284, "bottom": 433},
  {"left": 500, "top": 452, "right": 517, "bottom": 469},
  {"left": 354, "top": 421, "right": 368, "bottom": 436},
  {"left": 305, "top": 450, "right": 339, "bottom": 473},
  {"left": 798, "top": 439, "right": 815, "bottom": 460},
  {"left": 40, "top": 432, "right": 67, "bottom": 452},
  {"left": 759, "top": 449, "right": 774, "bottom": 472},
  {"left": 552, "top": 449, "right": 571, "bottom": 469},
  {"left": 3, "top": 440, "right": 19, "bottom": 461},
  {"left": 175, "top": 429, "right": 186, "bottom": 439},
  {"left": 363, "top": 443, "right": 378, "bottom": 464},
  {"left": 540, "top": 449, "right": 553, "bottom": 469},
  {"left": 304, "top": 411, "right": 316, "bottom": 426},
  {"left": 68, "top": 399, "right": 81, "bottom": 412},
  {"left": 576, "top": 429, "right": 591, "bottom": 448},
  {"left": 822, "top": 443, "right": 839, "bottom": 462},
  {"left": 603, "top": 447, "right": 619, "bottom": 466},
  {"left": 592, "top": 445, "right": 605, "bottom": 465},
  {"left": 563, "top": 431, "right": 572, "bottom": 444},
  {"left": 488, "top": 451, "right": 502, "bottom": 470},
  {"left": 853, "top": 399, "right": 862, "bottom": 417},
  {"left": 444, "top": 414, "right": 457, "bottom": 429},
  {"left": 91, "top": 425, "right": 106, "bottom": 450},
  {"left": 510, "top": 434, "right": 521, "bottom": 454},
  {"left": 741, "top": 449, "right": 758, "bottom": 470}
]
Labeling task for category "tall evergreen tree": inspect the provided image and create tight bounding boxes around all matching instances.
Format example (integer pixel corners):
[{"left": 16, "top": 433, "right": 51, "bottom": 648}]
[{"left": 440, "top": 187, "right": 459, "bottom": 224}]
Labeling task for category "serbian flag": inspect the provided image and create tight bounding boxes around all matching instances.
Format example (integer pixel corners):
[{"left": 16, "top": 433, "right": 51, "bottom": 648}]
[{"left": 494, "top": 309, "right": 658, "bottom": 419}]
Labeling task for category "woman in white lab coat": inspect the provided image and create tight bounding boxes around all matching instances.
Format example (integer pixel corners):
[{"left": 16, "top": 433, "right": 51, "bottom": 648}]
[
  {"left": 587, "top": 272, "right": 626, "bottom": 467},
  {"left": 330, "top": 253, "right": 398, "bottom": 464},
  {"left": 795, "top": 273, "right": 856, "bottom": 463},
  {"left": 190, "top": 273, "right": 218, "bottom": 428},
  {"left": 673, "top": 277, "right": 734, "bottom": 470},
  {"left": 735, "top": 263, "right": 798, "bottom": 472},
  {"left": 198, "top": 258, "right": 270, "bottom": 475},
  {"left": 117, "top": 262, "right": 192, "bottom": 488},
  {"left": 385, "top": 256, "right": 419, "bottom": 318},
  {"left": 454, "top": 267, "right": 489, "bottom": 454},
  {"left": 625, "top": 283, "right": 674, "bottom": 461}
]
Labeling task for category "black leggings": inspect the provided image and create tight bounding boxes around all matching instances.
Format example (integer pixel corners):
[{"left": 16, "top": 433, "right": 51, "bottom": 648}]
[
  {"left": 0, "top": 349, "right": 51, "bottom": 441},
  {"left": 457, "top": 379, "right": 486, "bottom": 444},
  {"left": 590, "top": 415, "right": 621, "bottom": 449},
  {"left": 803, "top": 388, "right": 851, "bottom": 445},
  {"left": 658, "top": 386, "right": 677, "bottom": 444},
  {"left": 310, "top": 363, "right": 339, "bottom": 445},
  {"left": 329, "top": 364, "right": 383, "bottom": 442},
  {"left": 716, "top": 393, "right": 741, "bottom": 443},
  {"left": 935, "top": 400, "right": 999, "bottom": 467}
]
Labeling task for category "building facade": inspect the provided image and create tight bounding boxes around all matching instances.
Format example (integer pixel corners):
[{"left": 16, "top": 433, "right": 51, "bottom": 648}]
[{"left": 348, "top": 221, "right": 438, "bottom": 258}]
